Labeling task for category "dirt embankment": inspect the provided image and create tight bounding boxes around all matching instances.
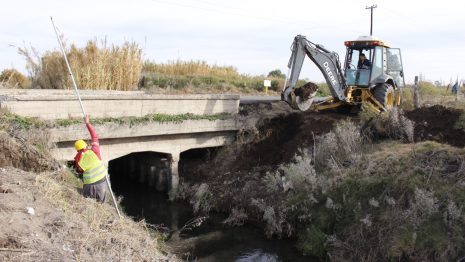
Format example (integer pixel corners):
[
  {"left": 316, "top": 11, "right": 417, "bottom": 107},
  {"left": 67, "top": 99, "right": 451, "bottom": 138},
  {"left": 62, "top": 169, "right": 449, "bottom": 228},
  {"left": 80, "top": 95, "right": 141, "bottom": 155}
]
[
  {"left": 0, "top": 131, "right": 59, "bottom": 172},
  {"left": 181, "top": 103, "right": 465, "bottom": 260},
  {"left": 188, "top": 103, "right": 465, "bottom": 195},
  {"left": 184, "top": 102, "right": 353, "bottom": 216},
  {"left": 0, "top": 129, "right": 173, "bottom": 261},
  {"left": 405, "top": 105, "right": 465, "bottom": 147},
  {"left": 231, "top": 102, "right": 350, "bottom": 172}
]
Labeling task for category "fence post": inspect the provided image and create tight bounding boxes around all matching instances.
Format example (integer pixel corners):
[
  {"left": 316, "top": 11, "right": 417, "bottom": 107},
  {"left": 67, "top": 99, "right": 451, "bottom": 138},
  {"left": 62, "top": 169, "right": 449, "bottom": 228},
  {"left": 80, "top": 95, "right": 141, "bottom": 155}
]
[{"left": 413, "top": 76, "right": 420, "bottom": 109}]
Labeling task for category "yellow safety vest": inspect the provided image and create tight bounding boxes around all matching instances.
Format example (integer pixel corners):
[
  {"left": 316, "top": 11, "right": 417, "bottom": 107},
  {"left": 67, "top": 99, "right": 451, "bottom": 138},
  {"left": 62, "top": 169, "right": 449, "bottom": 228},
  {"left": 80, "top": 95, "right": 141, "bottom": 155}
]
[{"left": 78, "top": 150, "right": 107, "bottom": 185}]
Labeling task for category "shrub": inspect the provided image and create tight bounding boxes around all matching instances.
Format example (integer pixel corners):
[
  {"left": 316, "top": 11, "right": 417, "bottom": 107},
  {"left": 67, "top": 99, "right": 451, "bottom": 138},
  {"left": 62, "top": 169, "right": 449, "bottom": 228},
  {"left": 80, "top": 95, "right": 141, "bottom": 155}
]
[
  {"left": 267, "top": 69, "right": 285, "bottom": 78},
  {"left": 190, "top": 183, "right": 214, "bottom": 214},
  {"left": 315, "top": 82, "right": 331, "bottom": 96},
  {"left": 0, "top": 69, "right": 30, "bottom": 88},
  {"left": 315, "top": 120, "right": 363, "bottom": 168},
  {"left": 362, "top": 107, "right": 415, "bottom": 143}
]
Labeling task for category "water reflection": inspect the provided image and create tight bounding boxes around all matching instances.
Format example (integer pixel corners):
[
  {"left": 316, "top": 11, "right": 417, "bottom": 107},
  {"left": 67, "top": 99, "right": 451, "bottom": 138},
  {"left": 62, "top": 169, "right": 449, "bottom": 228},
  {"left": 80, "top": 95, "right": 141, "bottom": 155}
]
[
  {"left": 112, "top": 180, "right": 310, "bottom": 262},
  {"left": 236, "top": 250, "right": 280, "bottom": 262}
]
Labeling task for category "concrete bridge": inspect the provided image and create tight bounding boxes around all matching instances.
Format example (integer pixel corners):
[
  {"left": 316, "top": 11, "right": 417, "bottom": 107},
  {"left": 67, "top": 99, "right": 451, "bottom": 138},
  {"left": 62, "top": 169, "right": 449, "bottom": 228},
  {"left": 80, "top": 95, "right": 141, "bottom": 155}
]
[
  {"left": 0, "top": 89, "right": 241, "bottom": 192},
  {"left": 49, "top": 119, "right": 238, "bottom": 191}
]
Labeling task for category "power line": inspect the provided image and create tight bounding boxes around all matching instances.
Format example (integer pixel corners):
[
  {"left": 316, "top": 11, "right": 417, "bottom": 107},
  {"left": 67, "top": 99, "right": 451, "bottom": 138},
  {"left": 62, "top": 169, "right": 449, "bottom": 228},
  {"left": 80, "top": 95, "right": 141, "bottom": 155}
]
[{"left": 151, "top": 0, "right": 364, "bottom": 32}]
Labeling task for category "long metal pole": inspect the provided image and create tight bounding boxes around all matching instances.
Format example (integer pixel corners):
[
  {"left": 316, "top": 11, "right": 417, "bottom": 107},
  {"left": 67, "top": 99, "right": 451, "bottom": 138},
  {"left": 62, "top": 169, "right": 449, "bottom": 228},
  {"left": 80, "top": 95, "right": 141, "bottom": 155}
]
[
  {"left": 50, "top": 17, "right": 121, "bottom": 219},
  {"left": 50, "top": 17, "right": 86, "bottom": 116},
  {"left": 105, "top": 175, "right": 122, "bottom": 218}
]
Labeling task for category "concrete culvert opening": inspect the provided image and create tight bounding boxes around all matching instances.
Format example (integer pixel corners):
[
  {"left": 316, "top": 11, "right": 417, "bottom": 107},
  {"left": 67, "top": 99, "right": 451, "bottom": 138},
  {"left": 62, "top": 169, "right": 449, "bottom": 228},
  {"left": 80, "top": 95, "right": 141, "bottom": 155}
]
[
  {"left": 109, "top": 151, "right": 172, "bottom": 193},
  {"left": 179, "top": 147, "right": 220, "bottom": 181},
  {"left": 108, "top": 151, "right": 194, "bottom": 229}
]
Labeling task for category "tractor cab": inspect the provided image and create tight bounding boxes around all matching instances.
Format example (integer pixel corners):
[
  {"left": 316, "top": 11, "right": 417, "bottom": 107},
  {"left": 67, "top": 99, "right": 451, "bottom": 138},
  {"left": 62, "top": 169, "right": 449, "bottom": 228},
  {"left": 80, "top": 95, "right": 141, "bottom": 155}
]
[{"left": 343, "top": 36, "right": 405, "bottom": 89}]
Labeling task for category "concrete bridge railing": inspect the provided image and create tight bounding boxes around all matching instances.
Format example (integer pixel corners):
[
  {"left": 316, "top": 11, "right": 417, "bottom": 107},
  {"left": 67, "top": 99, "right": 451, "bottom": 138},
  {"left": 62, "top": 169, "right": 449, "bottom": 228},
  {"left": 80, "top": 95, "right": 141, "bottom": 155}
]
[{"left": 0, "top": 89, "right": 239, "bottom": 120}]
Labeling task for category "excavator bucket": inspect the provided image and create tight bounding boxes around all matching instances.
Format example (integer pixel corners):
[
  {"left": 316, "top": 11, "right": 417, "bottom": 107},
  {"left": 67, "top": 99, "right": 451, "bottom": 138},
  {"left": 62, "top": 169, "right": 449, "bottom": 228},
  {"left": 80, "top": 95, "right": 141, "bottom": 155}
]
[{"left": 291, "top": 82, "right": 319, "bottom": 111}]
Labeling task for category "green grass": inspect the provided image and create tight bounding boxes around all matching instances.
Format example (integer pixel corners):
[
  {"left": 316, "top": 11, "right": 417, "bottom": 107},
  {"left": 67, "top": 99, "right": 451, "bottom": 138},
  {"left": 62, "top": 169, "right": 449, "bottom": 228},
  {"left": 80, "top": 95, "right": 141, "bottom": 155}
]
[
  {"left": 0, "top": 109, "right": 47, "bottom": 130},
  {"left": 55, "top": 113, "right": 229, "bottom": 127},
  {"left": 0, "top": 108, "right": 229, "bottom": 130}
]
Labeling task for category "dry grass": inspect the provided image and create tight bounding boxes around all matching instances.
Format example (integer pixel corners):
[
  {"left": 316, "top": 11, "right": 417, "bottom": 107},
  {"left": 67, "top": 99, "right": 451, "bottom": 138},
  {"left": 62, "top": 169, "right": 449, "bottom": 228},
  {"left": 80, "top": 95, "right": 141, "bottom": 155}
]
[
  {"left": 143, "top": 60, "right": 240, "bottom": 78},
  {"left": 34, "top": 170, "right": 175, "bottom": 261},
  {"left": 19, "top": 39, "right": 142, "bottom": 90},
  {"left": 400, "top": 81, "right": 465, "bottom": 110},
  {"left": 141, "top": 60, "right": 294, "bottom": 94},
  {"left": 0, "top": 69, "right": 30, "bottom": 88}
]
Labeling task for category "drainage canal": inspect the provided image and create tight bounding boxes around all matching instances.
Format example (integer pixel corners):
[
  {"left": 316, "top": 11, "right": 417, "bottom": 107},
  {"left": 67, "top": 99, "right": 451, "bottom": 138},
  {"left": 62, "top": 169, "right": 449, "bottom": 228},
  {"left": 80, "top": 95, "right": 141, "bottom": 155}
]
[{"left": 109, "top": 149, "right": 309, "bottom": 261}]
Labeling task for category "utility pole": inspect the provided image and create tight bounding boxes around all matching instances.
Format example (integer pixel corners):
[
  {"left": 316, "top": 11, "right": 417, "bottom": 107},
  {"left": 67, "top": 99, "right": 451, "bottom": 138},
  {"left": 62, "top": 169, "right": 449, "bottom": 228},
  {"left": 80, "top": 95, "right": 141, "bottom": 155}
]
[{"left": 366, "top": 4, "right": 377, "bottom": 35}]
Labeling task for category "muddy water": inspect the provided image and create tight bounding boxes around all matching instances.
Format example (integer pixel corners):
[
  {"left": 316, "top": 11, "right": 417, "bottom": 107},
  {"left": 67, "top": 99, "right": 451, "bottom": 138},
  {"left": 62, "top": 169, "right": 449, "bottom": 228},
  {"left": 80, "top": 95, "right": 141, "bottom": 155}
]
[{"left": 112, "top": 182, "right": 310, "bottom": 262}]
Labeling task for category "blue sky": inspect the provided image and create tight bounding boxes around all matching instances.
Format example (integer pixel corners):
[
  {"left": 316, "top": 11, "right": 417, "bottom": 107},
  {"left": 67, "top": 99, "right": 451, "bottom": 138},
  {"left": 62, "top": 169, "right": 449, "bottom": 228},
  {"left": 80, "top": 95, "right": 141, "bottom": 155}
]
[{"left": 1, "top": 0, "right": 464, "bottom": 84}]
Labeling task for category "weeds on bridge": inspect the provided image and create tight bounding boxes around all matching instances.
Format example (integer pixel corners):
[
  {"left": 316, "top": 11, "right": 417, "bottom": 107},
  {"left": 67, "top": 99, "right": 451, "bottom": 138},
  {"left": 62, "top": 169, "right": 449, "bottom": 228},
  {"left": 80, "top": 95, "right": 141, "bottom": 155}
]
[{"left": 55, "top": 113, "right": 229, "bottom": 127}]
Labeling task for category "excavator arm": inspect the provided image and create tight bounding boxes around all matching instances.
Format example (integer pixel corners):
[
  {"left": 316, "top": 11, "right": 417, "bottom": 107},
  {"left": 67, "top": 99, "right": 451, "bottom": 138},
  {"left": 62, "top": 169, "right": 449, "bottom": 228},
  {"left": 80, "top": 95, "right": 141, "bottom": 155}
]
[{"left": 281, "top": 35, "right": 347, "bottom": 110}]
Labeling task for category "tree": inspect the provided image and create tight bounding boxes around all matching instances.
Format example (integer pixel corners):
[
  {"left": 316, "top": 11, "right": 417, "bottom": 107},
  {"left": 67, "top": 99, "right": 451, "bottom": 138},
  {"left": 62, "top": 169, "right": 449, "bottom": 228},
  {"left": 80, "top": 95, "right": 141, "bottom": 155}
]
[{"left": 267, "top": 69, "right": 286, "bottom": 79}]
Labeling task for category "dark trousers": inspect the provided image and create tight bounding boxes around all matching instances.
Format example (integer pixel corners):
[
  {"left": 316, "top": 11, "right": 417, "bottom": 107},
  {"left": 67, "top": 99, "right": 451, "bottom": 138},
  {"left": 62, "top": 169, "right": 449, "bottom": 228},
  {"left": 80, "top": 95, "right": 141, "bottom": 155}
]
[{"left": 83, "top": 179, "right": 107, "bottom": 203}]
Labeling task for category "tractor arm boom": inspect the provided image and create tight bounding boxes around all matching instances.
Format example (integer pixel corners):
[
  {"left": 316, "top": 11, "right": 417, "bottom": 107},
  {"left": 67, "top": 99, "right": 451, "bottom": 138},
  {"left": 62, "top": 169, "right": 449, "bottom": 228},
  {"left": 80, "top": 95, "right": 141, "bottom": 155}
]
[{"left": 282, "top": 35, "right": 347, "bottom": 108}]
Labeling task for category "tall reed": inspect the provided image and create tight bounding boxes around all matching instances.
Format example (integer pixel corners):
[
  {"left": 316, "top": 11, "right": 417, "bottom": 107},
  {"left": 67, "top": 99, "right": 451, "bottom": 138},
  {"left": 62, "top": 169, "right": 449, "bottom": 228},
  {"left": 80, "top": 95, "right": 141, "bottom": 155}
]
[{"left": 19, "top": 39, "right": 142, "bottom": 90}]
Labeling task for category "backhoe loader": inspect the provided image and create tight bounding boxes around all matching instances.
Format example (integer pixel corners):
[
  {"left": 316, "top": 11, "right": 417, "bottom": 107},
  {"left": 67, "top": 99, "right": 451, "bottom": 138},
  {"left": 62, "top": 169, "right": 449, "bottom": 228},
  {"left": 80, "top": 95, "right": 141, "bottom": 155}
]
[{"left": 281, "top": 35, "right": 405, "bottom": 112}]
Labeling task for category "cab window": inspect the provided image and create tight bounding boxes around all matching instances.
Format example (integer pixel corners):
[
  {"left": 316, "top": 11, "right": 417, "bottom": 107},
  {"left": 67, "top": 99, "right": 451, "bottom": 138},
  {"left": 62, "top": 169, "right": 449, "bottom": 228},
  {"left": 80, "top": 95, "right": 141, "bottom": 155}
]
[
  {"left": 386, "top": 48, "right": 405, "bottom": 87},
  {"left": 370, "top": 46, "right": 383, "bottom": 82},
  {"left": 344, "top": 48, "right": 373, "bottom": 86}
]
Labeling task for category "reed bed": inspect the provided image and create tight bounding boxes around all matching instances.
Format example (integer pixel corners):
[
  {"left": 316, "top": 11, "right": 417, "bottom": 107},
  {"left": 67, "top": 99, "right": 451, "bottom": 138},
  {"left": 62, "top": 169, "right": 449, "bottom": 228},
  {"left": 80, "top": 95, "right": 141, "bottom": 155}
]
[
  {"left": 19, "top": 39, "right": 142, "bottom": 90},
  {"left": 143, "top": 60, "right": 240, "bottom": 78}
]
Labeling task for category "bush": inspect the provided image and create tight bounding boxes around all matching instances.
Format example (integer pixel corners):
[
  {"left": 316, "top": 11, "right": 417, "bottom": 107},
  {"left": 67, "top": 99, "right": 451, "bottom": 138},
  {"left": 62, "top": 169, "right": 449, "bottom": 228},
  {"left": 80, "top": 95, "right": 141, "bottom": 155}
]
[
  {"left": 0, "top": 69, "right": 30, "bottom": 88},
  {"left": 315, "top": 120, "right": 363, "bottom": 168},
  {"left": 19, "top": 39, "right": 142, "bottom": 90},
  {"left": 362, "top": 107, "right": 415, "bottom": 143},
  {"left": 267, "top": 69, "right": 285, "bottom": 78}
]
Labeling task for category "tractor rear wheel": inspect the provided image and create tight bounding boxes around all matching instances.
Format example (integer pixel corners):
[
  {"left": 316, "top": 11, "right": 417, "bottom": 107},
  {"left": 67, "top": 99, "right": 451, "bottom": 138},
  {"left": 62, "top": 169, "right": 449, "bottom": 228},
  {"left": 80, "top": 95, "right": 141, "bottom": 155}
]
[{"left": 373, "top": 83, "right": 395, "bottom": 111}]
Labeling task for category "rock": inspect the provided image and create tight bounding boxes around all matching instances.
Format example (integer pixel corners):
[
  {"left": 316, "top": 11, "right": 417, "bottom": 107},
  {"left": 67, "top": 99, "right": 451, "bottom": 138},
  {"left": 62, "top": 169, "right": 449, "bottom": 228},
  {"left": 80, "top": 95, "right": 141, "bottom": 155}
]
[{"left": 26, "top": 207, "right": 35, "bottom": 215}]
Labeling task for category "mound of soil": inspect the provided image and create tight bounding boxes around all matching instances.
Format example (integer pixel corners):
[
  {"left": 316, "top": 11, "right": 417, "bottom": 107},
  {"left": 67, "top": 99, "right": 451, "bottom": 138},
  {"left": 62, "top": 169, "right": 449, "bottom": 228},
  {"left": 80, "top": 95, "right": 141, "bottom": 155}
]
[
  {"left": 405, "top": 105, "right": 465, "bottom": 147},
  {"left": 187, "top": 103, "right": 350, "bottom": 185},
  {"left": 235, "top": 112, "right": 342, "bottom": 171}
]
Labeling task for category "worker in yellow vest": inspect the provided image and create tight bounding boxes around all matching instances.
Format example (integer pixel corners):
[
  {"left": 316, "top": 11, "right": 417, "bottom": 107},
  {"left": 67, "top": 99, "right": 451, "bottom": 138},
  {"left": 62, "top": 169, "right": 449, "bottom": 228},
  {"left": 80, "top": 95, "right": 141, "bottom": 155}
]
[{"left": 73, "top": 115, "right": 108, "bottom": 202}]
